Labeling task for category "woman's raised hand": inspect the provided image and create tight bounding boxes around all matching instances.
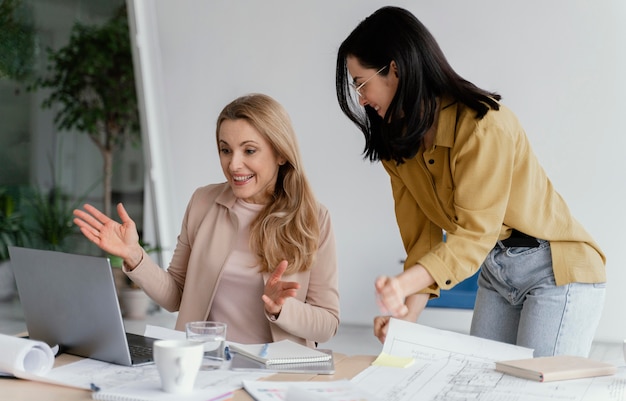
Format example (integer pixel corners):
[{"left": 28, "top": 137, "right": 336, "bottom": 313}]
[
  {"left": 73, "top": 203, "right": 142, "bottom": 265},
  {"left": 262, "top": 260, "right": 301, "bottom": 317}
]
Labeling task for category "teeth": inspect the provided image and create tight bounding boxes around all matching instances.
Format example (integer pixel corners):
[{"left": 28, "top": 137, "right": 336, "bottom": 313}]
[{"left": 233, "top": 175, "right": 253, "bottom": 182}]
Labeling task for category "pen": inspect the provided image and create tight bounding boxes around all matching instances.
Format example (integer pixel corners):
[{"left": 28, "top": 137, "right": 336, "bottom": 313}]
[
  {"left": 442, "top": 229, "right": 447, "bottom": 243},
  {"left": 259, "top": 343, "right": 269, "bottom": 358},
  {"left": 224, "top": 345, "right": 231, "bottom": 361}
]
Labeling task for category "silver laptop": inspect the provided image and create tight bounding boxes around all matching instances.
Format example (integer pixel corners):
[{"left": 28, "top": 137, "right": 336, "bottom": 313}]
[{"left": 8, "top": 246, "right": 157, "bottom": 366}]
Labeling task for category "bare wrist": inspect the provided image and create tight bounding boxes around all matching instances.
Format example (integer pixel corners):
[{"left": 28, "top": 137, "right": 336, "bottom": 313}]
[{"left": 123, "top": 250, "right": 144, "bottom": 271}]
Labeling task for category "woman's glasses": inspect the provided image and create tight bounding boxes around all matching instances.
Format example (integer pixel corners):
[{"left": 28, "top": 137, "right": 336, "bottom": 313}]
[{"left": 351, "top": 65, "right": 388, "bottom": 98}]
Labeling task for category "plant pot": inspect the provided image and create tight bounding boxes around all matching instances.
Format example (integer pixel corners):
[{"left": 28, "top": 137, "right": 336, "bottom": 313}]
[
  {"left": 119, "top": 288, "right": 151, "bottom": 320},
  {"left": 0, "top": 260, "right": 17, "bottom": 302}
]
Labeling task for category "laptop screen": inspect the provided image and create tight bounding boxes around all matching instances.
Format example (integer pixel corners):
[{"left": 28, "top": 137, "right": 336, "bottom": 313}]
[{"left": 9, "top": 246, "right": 137, "bottom": 366}]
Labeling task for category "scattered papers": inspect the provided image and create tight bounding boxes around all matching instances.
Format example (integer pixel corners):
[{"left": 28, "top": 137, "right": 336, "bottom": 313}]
[
  {"left": 351, "top": 319, "right": 626, "bottom": 401},
  {"left": 44, "top": 357, "right": 270, "bottom": 401}
]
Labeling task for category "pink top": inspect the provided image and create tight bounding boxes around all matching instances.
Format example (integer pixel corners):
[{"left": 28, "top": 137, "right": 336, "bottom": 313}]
[{"left": 208, "top": 199, "right": 273, "bottom": 343}]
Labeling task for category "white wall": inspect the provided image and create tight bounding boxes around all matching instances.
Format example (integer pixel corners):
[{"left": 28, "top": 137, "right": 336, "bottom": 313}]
[{"left": 128, "top": 0, "right": 626, "bottom": 342}]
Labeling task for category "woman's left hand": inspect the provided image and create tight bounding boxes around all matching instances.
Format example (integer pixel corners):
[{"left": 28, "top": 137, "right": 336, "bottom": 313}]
[{"left": 262, "top": 260, "right": 301, "bottom": 317}]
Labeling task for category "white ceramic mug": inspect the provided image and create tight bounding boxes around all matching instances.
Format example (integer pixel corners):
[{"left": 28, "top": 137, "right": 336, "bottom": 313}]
[{"left": 153, "top": 339, "right": 203, "bottom": 394}]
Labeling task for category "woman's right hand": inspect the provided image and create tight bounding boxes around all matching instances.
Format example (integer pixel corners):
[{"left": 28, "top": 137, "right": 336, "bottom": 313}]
[
  {"left": 373, "top": 315, "right": 391, "bottom": 343},
  {"left": 375, "top": 275, "right": 409, "bottom": 317},
  {"left": 373, "top": 293, "right": 430, "bottom": 344},
  {"left": 73, "top": 203, "right": 143, "bottom": 268}
]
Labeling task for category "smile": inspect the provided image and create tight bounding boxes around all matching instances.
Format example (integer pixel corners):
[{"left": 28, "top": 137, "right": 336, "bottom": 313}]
[{"left": 233, "top": 174, "right": 254, "bottom": 183}]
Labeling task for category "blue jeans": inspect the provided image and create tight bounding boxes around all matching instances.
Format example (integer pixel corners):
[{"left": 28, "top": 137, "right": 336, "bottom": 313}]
[{"left": 470, "top": 239, "right": 606, "bottom": 357}]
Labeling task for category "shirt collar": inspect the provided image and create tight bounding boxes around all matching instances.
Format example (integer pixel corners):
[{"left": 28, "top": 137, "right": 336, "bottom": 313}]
[
  {"left": 215, "top": 182, "right": 238, "bottom": 209},
  {"left": 434, "top": 97, "right": 458, "bottom": 149}
]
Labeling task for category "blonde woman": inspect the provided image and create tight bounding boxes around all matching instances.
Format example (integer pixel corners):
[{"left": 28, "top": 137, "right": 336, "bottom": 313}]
[{"left": 73, "top": 94, "right": 339, "bottom": 347}]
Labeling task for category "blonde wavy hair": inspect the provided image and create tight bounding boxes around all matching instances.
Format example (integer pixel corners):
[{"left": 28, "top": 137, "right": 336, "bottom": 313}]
[{"left": 216, "top": 94, "right": 320, "bottom": 274}]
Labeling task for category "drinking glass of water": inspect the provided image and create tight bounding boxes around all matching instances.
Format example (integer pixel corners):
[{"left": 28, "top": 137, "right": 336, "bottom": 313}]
[{"left": 185, "top": 321, "right": 227, "bottom": 369}]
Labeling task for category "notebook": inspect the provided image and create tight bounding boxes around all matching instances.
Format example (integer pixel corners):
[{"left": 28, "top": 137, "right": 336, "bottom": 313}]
[
  {"left": 495, "top": 355, "right": 617, "bottom": 382},
  {"left": 228, "top": 339, "right": 332, "bottom": 366},
  {"left": 230, "top": 348, "right": 335, "bottom": 374},
  {"left": 8, "top": 246, "right": 158, "bottom": 367}
]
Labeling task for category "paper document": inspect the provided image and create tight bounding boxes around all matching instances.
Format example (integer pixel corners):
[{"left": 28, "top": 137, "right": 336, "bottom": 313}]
[
  {"left": 144, "top": 324, "right": 186, "bottom": 340},
  {"left": 351, "top": 318, "right": 626, "bottom": 401},
  {"left": 243, "top": 379, "right": 382, "bottom": 401}
]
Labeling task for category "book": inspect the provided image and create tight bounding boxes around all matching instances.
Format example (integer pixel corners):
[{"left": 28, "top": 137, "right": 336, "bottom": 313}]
[
  {"left": 228, "top": 339, "right": 331, "bottom": 366},
  {"left": 495, "top": 355, "right": 617, "bottom": 382}
]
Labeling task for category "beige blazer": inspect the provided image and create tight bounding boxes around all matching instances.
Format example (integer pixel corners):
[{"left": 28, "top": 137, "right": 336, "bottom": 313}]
[{"left": 124, "top": 183, "right": 340, "bottom": 347}]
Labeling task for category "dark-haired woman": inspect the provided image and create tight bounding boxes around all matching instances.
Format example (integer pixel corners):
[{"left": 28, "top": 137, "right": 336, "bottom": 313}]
[{"left": 336, "top": 6, "right": 605, "bottom": 357}]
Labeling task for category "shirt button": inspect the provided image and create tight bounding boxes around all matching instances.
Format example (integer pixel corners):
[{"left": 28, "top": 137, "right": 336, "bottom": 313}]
[
  {"left": 445, "top": 280, "right": 451, "bottom": 285},
  {"left": 428, "top": 159, "right": 435, "bottom": 164}
]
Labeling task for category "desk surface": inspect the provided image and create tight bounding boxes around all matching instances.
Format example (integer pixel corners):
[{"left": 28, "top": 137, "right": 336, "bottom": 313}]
[{"left": 0, "top": 352, "right": 376, "bottom": 401}]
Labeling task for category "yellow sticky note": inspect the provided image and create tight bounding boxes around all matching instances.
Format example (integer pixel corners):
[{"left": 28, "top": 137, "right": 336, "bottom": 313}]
[{"left": 371, "top": 352, "right": 415, "bottom": 368}]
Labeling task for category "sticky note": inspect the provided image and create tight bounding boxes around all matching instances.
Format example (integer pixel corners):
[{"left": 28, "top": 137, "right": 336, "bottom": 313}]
[{"left": 371, "top": 352, "right": 415, "bottom": 368}]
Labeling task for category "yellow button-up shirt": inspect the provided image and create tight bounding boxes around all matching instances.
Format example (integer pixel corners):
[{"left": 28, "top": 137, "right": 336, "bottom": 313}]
[{"left": 382, "top": 99, "right": 606, "bottom": 298}]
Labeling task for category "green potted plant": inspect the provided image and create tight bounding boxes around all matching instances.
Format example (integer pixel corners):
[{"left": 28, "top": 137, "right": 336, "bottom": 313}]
[
  {"left": 27, "top": 186, "right": 80, "bottom": 252},
  {"left": 29, "top": 5, "right": 140, "bottom": 218},
  {"left": 0, "top": 0, "right": 37, "bottom": 83},
  {"left": 0, "top": 187, "right": 31, "bottom": 301}
]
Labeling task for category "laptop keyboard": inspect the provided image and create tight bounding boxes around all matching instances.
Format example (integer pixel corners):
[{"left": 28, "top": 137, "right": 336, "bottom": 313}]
[
  {"left": 126, "top": 332, "right": 156, "bottom": 364},
  {"left": 129, "top": 343, "right": 153, "bottom": 359}
]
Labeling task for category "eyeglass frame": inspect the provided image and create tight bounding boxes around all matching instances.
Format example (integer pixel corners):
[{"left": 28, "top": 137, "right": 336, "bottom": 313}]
[{"left": 351, "top": 65, "right": 389, "bottom": 98}]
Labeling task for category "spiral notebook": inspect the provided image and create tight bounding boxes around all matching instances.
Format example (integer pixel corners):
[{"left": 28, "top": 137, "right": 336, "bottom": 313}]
[{"left": 228, "top": 339, "right": 331, "bottom": 366}]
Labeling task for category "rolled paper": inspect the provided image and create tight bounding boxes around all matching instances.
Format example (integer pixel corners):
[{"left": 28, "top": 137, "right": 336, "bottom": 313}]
[{"left": 0, "top": 333, "right": 55, "bottom": 377}]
